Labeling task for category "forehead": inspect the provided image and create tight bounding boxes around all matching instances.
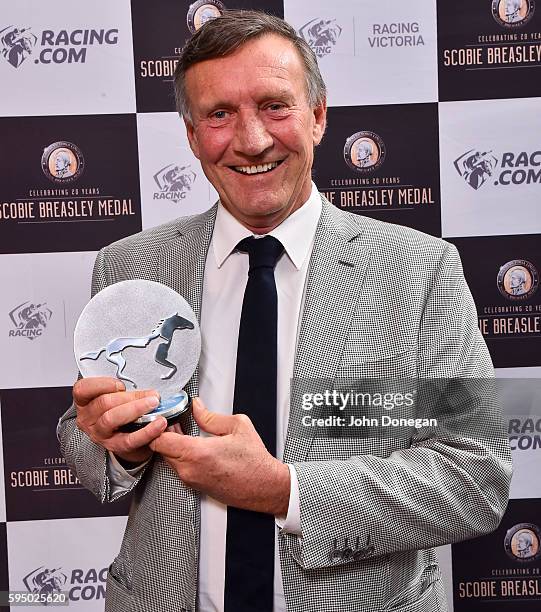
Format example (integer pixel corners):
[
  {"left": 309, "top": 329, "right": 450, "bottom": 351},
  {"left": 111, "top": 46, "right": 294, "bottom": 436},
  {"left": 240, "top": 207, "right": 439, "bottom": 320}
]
[{"left": 184, "top": 34, "right": 307, "bottom": 105}]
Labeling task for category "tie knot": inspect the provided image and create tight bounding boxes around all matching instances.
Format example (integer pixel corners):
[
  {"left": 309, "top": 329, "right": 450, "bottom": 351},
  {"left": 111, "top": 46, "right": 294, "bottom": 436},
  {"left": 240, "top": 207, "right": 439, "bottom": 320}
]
[{"left": 236, "top": 236, "right": 284, "bottom": 270}]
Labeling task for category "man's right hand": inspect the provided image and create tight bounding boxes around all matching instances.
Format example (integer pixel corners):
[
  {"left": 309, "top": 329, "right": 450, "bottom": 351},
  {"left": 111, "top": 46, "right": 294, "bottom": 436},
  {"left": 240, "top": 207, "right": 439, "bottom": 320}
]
[{"left": 73, "top": 376, "right": 168, "bottom": 465}]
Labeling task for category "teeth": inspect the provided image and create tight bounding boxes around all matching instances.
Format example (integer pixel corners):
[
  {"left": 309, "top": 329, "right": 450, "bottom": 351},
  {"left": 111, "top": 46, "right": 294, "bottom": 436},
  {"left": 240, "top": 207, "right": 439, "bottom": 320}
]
[{"left": 234, "top": 161, "right": 280, "bottom": 174}]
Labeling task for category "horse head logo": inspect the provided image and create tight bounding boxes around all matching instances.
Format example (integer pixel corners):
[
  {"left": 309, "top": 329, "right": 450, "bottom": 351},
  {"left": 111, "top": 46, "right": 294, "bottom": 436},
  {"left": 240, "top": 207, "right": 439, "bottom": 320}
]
[
  {"left": 454, "top": 149, "right": 499, "bottom": 190},
  {"left": 299, "top": 18, "right": 342, "bottom": 57}
]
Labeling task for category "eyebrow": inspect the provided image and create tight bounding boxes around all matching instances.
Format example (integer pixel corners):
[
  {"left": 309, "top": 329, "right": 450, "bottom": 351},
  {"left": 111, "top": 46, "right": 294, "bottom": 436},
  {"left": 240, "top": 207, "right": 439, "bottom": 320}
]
[{"left": 202, "top": 90, "right": 296, "bottom": 112}]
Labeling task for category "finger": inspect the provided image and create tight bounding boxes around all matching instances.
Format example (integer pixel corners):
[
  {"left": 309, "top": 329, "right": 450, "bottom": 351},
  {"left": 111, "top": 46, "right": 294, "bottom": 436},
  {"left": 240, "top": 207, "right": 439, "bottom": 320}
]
[
  {"left": 73, "top": 377, "right": 124, "bottom": 406},
  {"left": 118, "top": 417, "right": 168, "bottom": 454},
  {"left": 192, "top": 397, "right": 239, "bottom": 436},
  {"left": 95, "top": 395, "right": 160, "bottom": 434},
  {"left": 150, "top": 431, "right": 196, "bottom": 458},
  {"left": 82, "top": 389, "right": 160, "bottom": 423},
  {"left": 167, "top": 422, "right": 184, "bottom": 434}
]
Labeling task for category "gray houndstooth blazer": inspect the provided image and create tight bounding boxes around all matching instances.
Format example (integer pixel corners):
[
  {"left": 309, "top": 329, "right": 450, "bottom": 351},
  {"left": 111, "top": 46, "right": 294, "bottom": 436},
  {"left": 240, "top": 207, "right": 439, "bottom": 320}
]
[{"left": 59, "top": 197, "right": 512, "bottom": 612}]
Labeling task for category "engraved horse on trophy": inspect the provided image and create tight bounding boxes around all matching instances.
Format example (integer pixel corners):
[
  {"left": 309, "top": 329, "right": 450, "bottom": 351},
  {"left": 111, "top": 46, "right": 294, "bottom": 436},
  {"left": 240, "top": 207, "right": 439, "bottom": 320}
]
[{"left": 80, "top": 312, "right": 194, "bottom": 388}]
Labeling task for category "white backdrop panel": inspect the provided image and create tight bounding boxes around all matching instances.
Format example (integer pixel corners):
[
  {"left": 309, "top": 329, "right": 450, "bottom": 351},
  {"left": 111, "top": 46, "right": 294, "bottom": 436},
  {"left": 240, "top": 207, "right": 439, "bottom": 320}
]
[
  {"left": 440, "top": 98, "right": 541, "bottom": 238},
  {"left": 0, "top": 0, "right": 135, "bottom": 117},
  {"left": 436, "top": 546, "right": 454, "bottom": 612},
  {"left": 1, "top": 251, "right": 96, "bottom": 389},
  {"left": 7, "top": 516, "right": 128, "bottom": 611},
  {"left": 137, "top": 112, "right": 217, "bottom": 230},
  {"left": 496, "top": 367, "right": 541, "bottom": 500},
  {"left": 284, "top": 0, "right": 438, "bottom": 106}
]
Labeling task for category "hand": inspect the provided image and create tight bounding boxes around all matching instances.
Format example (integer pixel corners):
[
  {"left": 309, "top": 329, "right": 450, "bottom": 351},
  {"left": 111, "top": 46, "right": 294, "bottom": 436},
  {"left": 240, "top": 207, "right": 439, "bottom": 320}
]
[
  {"left": 73, "top": 376, "right": 168, "bottom": 464},
  {"left": 150, "top": 398, "right": 290, "bottom": 515}
]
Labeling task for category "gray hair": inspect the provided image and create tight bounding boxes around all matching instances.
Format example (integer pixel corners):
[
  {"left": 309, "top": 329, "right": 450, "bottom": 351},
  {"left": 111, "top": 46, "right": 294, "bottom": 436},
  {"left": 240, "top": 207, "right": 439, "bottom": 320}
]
[
  {"left": 174, "top": 10, "right": 326, "bottom": 122},
  {"left": 517, "top": 531, "right": 533, "bottom": 547},
  {"left": 510, "top": 269, "right": 526, "bottom": 283},
  {"left": 506, "top": 0, "right": 522, "bottom": 12}
]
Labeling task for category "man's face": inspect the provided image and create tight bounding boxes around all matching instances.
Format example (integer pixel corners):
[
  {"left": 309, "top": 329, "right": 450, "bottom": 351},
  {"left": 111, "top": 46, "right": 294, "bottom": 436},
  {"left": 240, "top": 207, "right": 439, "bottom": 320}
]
[
  {"left": 517, "top": 535, "right": 530, "bottom": 551},
  {"left": 183, "top": 34, "right": 326, "bottom": 233},
  {"left": 510, "top": 272, "right": 523, "bottom": 288}
]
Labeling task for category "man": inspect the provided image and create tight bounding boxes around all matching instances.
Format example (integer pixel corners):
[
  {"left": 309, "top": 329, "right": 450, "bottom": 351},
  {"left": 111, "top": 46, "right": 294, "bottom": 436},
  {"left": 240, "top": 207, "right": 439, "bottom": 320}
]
[
  {"left": 504, "top": 0, "right": 523, "bottom": 23},
  {"left": 516, "top": 531, "right": 534, "bottom": 558},
  {"left": 53, "top": 150, "right": 73, "bottom": 179},
  {"left": 58, "top": 11, "right": 512, "bottom": 612},
  {"left": 509, "top": 268, "right": 527, "bottom": 296},
  {"left": 355, "top": 139, "right": 375, "bottom": 168}
]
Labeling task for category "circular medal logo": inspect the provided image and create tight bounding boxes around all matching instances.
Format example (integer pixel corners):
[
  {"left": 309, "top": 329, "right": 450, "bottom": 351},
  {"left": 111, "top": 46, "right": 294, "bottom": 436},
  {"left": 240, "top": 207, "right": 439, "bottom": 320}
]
[
  {"left": 41, "top": 141, "right": 84, "bottom": 184},
  {"left": 187, "top": 0, "right": 225, "bottom": 34},
  {"left": 344, "top": 131, "right": 386, "bottom": 173},
  {"left": 492, "top": 0, "right": 535, "bottom": 27},
  {"left": 504, "top": 523, "right": 541, "bottom": 562},
  {"left": 497, "top": 259, "right": 539, "bottom": 301}
]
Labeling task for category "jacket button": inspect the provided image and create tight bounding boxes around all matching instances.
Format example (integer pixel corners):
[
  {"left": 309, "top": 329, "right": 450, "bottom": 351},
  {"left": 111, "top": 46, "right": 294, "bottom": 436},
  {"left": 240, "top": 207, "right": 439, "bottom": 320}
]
[
  {"left": 353, "top": 546, "right": 375, "bottom": 560},
  {"left": 342, "top": 547, "right": 354, "bottom": 561}
]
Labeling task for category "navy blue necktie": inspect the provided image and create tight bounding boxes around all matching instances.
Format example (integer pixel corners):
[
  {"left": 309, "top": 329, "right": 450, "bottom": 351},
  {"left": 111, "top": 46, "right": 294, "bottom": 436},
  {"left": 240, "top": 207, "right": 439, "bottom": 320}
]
[{"left": 224, "top": 235, "right": 284, "bottom": 612}]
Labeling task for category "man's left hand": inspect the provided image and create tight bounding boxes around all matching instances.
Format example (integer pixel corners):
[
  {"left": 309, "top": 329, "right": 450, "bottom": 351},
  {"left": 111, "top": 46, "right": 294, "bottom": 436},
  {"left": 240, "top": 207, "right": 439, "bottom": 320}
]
[{"left": 150, "top": 398, "right": 290, "bottom": 516}]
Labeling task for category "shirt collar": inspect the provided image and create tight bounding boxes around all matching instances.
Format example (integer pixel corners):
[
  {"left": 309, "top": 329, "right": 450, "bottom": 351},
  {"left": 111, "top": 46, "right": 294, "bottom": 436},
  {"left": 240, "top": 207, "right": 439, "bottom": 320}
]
[{"left": 212, "top": 182, "right": 322, "bottom": 270}]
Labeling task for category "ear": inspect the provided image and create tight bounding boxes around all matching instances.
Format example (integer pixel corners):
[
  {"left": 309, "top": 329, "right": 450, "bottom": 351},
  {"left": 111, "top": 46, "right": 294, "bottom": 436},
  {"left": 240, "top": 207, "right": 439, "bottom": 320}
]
[
  {"left": 312, "top": 97, "right": 327, "bottom": 146},
  {"left": 184, "top": 117, "right": 200, "bottom": 159}
]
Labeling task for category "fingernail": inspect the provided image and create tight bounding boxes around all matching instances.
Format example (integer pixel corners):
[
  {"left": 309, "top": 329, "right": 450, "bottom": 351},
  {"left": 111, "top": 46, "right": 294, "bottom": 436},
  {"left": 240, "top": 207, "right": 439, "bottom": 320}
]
[
  {"left": 115, "top": 381, "right": 125, "bottom": 391},
  {"left": 146, "top": 396, "right": 160, "bottom": 409}
]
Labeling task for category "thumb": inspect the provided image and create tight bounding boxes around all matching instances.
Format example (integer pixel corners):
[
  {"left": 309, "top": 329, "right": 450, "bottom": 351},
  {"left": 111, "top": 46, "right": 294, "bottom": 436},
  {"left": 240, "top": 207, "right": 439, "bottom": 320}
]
[
  {"left": 150, "top": 431, "right": 194, "bottom": 458},
  {"left": 192, "top": 397, "right": 236, "bottom": 436}
]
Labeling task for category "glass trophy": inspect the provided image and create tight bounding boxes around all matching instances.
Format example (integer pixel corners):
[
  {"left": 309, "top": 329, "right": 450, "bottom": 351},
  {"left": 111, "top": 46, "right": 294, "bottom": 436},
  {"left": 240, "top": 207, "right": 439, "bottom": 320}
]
[{"left": 74, "top": 279, "right": 200, "bottom": 430}]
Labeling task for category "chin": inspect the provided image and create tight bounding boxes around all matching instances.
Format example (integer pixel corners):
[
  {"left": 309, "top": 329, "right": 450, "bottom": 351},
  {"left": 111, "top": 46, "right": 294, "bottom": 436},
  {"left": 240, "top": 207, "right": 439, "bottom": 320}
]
[{"left": 236, "top": 196, "right": 284, "bottom": 216}]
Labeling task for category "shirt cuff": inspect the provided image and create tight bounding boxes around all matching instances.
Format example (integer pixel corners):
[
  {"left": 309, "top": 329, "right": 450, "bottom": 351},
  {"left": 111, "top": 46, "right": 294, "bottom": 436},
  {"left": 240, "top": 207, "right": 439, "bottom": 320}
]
[
  {"left": 275, "top": 464, "right": 302, "bottom": 535},
  {"left": 107, "top": 451, "right": 149, "bottom": 495}
]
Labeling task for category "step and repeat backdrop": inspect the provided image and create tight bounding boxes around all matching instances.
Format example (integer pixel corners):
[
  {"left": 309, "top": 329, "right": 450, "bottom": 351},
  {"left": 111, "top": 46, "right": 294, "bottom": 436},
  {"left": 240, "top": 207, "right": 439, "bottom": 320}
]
[{"left": 0, "top": 1, "right": 540, "bottom": 610}]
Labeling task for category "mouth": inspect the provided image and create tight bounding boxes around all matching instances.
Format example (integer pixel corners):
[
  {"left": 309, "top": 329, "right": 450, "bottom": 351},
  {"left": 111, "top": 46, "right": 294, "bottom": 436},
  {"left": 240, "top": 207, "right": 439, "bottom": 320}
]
[{"left": 230, "top": 160, "right": 284, "bottom": 175}]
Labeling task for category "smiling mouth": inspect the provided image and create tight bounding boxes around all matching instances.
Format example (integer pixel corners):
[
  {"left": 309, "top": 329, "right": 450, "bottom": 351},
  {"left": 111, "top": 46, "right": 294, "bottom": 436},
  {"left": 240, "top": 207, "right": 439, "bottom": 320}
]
[{"left": 231, "top": 160, "right": 284, "bottom": 175}]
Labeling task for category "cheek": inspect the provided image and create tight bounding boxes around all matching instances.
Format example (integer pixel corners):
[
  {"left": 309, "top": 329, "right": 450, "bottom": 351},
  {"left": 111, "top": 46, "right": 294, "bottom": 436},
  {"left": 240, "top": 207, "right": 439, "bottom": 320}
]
[
  {"left": 271, "top": 122, "right": 315, "bottom": 158},
  {"left": 196, "top": 129, "right": 231, "bottom": 163}
]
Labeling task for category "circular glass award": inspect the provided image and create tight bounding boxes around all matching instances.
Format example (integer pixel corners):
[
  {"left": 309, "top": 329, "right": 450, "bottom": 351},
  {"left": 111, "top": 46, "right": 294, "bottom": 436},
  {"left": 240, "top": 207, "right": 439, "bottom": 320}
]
[{"left": 74, "top": 279, "right": 201, "bottom": 430}]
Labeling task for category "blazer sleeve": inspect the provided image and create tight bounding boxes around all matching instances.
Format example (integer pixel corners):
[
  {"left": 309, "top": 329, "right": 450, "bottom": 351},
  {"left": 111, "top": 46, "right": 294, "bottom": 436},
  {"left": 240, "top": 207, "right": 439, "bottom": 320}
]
[
  {"left": 57, "top": 247, "right": 151, "bottom": 503},
  {"left": 284, "top": 243, "right": 512, "bottom": 570}
]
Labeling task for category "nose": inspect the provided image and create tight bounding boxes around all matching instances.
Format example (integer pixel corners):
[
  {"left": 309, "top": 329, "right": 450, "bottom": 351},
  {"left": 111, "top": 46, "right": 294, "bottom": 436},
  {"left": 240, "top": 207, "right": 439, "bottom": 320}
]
[{"left": 232, "top": 111, "right": 273, "bottom": 157}]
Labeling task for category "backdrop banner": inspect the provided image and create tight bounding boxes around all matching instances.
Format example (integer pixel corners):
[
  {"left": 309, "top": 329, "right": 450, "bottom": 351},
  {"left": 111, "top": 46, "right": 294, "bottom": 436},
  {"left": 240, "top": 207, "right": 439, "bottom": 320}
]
[{"left": 0, "top": 1, "right": 539, "bottom": 610}]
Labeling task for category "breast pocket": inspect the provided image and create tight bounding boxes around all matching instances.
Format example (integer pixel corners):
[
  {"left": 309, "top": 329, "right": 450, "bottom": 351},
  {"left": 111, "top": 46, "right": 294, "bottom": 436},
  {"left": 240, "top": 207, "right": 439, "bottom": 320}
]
[{"left": 337, "top": 347, "right": 416, "bottom": 379}]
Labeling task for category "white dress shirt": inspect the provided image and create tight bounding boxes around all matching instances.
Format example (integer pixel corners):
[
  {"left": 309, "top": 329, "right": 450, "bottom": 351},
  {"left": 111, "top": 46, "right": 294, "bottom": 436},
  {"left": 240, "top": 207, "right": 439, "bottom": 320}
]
[{"left": 108, "top": 183, "right": 322, "bottom": 612}]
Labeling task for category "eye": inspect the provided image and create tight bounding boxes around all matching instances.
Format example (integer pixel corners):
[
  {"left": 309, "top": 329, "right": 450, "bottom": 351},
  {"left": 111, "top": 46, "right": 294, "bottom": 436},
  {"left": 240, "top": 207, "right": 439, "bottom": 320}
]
[
  {"left": 264, "top": 102, "right": 290, "bottom": 119},
  {"left": 209, "top": 110, "right": 230, "bottom": 121},
  {"left": 267, "top": 103, "right": 286, "bottom": 112}
]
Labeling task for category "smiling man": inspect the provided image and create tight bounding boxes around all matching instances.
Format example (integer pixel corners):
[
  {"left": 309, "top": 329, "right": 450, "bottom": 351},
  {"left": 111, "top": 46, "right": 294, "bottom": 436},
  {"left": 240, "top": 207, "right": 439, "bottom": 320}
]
[
  {"left": 58, "top": 10, "right": 511, "bottom": 612},
  {"left": 179, "top": 31, "right": 326, "bottom": 233}
]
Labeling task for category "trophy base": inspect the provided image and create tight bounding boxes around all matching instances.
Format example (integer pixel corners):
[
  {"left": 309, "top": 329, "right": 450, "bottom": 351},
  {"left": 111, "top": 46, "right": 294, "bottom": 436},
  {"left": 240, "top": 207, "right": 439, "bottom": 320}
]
[{"left": 119, "top": 391, "right": 191, "bottom": 432}]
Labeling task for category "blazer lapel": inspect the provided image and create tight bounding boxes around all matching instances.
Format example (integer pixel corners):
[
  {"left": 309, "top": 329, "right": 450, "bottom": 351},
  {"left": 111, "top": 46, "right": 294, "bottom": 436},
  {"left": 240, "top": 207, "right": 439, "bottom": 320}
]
[
  {"left": 158, "top": 204, "right": 217, "bottom": 434},
  {"left": 155, "top": 200, "right": 372, "bottom": 460},
  {"left": 283, "top": 200, "right": 372, "bottom": 463}
]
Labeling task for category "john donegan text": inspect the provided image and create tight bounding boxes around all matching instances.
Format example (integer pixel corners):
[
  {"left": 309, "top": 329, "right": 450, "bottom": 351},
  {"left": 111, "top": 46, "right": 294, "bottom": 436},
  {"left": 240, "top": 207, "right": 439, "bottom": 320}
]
[{"left": 300, "top": 390, "right": 438, "bottom": 429}]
